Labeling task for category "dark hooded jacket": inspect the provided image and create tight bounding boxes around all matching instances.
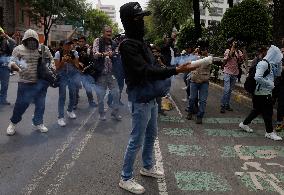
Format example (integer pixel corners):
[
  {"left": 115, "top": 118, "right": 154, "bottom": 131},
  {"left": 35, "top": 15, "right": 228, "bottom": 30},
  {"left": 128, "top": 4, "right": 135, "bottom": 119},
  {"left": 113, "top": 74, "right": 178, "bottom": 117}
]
[{"left": 119, "top": 18, "right": 177, "bottom": 94}]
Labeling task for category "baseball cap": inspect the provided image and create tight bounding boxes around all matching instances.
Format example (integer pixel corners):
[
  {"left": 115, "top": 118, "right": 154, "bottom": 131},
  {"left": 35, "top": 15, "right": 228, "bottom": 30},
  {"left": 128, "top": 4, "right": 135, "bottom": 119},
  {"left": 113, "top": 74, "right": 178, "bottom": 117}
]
[{"left": 120, "top": 2, "right": 151, "bottom": 20}]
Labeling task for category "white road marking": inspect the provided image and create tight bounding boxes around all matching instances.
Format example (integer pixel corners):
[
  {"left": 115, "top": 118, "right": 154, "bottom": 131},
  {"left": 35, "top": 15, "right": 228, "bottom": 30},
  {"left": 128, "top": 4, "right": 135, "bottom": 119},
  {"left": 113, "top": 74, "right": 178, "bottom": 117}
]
[
  {"left": 154, "top": 139, "right": 168, "bottom": 195},
  {"left": 21, "top": 109, "right": 96, "bottom": 195},
  {"left": 168, "top": 94, "right": 183, "bottom": 118},
  {"left": 46, "top": 119, "right": 100, "bottom": 194},
  {"left": 153, "top": 94, "right": 183, "bottom": 195}
]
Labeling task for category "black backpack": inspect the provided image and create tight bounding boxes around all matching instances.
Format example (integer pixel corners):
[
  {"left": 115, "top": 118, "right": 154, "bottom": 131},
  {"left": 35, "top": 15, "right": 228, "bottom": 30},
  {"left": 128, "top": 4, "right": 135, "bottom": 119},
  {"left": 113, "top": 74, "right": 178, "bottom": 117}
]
[{"left": 244, "top": 59, "right": 270, "bottom": 94}]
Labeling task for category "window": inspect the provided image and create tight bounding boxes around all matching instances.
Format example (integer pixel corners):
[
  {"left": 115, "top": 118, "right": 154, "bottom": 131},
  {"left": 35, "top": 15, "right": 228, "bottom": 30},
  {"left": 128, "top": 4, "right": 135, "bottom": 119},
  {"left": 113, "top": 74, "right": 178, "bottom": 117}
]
[
  {"left": 209, "top": 7, "right": 223, "bottom": 16},
  {"left": 19, "top": 9, "right": 25, "bottom": 24},
  {"left": 208, "top": 20, "right": 220, "bottom": 26},
  {"left": 211, "top": 0, "right": 224, "bottom": 3},
  {"left": 200, "top": 8, "right": 206, "bottom": 15}
]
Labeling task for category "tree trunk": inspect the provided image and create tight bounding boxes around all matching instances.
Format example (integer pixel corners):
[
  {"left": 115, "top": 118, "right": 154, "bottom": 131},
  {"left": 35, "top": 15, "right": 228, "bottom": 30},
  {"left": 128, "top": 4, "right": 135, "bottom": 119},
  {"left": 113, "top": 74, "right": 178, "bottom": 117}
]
[
  {"left": 228, "top": 0, "right": 234, "bottom": 8},
  {"left": 273, "top": 0, "right": 284, "bottom": 46},
  {"left": 193, "top": 0, "right": 201, "bottom": 39}
]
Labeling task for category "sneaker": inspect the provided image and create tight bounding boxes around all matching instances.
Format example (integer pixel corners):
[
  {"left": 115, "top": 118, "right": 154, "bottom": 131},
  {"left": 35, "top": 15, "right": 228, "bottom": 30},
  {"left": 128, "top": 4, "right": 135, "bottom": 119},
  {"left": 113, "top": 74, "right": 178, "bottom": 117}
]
[
  {"left": 58, "top": 118, "right": 66, "bottom": 127},
  {"left": 181, "top": 98, "right": 187, "bottom": 102},
  {"left": 99, "top": 113, "right": 106, "bottom": 121},
  {"left": 186, "top": 113, "right": 192, "bottom": 120},
  {"left": 67, "top": 111, "right": 76, "bottom": 119},
  {"left": 119, "top": 178, "right": 145, "bottom": 194},
  {"left": 265, "top": 132, "right": 282, "bottom": 141},
  {"left": 111, "top": 113, "right": 122, "bottom": 121},
  {"left": 196, "top": 117, "right": 202, "bottom": 124},
  {"left": 220, "top": 107, "right": 225, "bottom": 113},
  {"left": 158, "top": 110, "right": 167, "bottom": 116},
  {"left": 239, "top": 122, "right": 253, "bottom": 133},
  {"left": 89, "top": 101, "right": 97, "bottom": 108},
  {"left": 140, "top": 167, "right": 164, "bottom": 179},
  {"left": 275, "top": 124, "right": 284, "bottom": 132},
  {"left": 225, "top": 106, "right": 233, "bottom": 111},
  {"left": 7, "top": 122, "right": 16, "bottom": 136},
  {"left": 0, "top": 101, "right": 11, "bottom": 105},
  {"left": 34, "top": 124, "right": 48, "bottom": 133}
]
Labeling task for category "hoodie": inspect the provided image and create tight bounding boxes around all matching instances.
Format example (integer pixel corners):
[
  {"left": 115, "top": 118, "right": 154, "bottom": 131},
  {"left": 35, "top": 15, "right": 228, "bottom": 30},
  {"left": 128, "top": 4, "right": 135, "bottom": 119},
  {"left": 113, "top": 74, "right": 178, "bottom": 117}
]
[
  {"left": 8, "top": 29, "right": 54, "bottom": 83},
  {"left": 254, "top": 45, "right": 283, "bottom": 95}
]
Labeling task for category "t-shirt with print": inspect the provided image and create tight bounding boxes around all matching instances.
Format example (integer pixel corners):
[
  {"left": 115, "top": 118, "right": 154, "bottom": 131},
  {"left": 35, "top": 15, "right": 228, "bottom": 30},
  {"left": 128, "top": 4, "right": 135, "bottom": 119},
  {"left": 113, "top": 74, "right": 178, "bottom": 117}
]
[{"left": 223, "top": 49, "right": 243, "bottom": 76}]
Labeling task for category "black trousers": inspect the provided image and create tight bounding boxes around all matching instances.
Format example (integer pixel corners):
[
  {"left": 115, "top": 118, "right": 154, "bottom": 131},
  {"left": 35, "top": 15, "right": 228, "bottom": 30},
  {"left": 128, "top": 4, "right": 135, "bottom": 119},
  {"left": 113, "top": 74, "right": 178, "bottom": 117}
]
[{"left": 243, "top": 95, "right": 273, "bottom": 133}]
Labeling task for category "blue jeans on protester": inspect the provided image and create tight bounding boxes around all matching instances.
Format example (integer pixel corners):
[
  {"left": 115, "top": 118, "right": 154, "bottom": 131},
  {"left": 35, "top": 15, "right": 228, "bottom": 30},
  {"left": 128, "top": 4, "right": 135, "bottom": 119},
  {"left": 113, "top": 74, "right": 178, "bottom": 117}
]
[
  {"left": 121, "top": 100, "right": 158, "bottom": 180},
  {"left": 10, "top": 80, "right": 49, "bottom": 125},
  {"left": 221, "top": 73, "right": 237, "bottom": 108},
  {"left": 81, "top": 74, "right": 96, "bottom": 104},
  {"left": 58, "top": 69, "right": 77, "bottom": 118},
  {"left": 0, "top": 66, "right": 10, "bottom": 103},
  {"left": 188, "top": 82, "right": 209, "bottom": 118},
  {"left": 95, "top": 73, "right": 120, "bottom": 115}
]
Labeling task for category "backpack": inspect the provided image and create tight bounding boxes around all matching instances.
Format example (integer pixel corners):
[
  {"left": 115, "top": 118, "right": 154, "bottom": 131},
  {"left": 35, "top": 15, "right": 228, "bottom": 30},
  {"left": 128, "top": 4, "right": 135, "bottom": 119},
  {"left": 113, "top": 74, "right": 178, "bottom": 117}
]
[{"left": 244, "top": 59, "right": 270, "bottom": 94}]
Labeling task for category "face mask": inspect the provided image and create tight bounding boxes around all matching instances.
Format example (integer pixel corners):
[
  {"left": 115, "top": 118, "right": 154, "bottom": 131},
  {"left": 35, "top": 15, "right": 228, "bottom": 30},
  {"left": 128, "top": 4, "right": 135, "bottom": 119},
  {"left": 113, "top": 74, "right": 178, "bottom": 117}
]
[
  {"left": 123, "top": 18, "right": 145, "bottom": 40},
  {"left": 25, "top": 39, "right": 38, "bottom": 50}
]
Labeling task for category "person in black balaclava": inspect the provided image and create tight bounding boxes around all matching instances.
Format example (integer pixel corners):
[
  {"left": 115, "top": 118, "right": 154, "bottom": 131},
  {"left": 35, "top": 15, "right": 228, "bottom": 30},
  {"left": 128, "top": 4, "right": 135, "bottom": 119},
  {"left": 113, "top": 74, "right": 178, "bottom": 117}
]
[{"left": 118, "top": 2, "right": 198, "bottom": 194}]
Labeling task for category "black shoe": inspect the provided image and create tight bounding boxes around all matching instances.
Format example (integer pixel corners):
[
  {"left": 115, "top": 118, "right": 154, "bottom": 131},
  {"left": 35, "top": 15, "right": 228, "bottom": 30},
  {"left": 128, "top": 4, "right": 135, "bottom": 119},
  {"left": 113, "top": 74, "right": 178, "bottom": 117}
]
[
  {"left": 186, "top": 113, "right": 193, "bottom": 120},
  {"left": 158, "top": 110, "right": 167, "bottom": 116},
  {"left": 220, "top": 107, "right": 225, "bottom": 113},
  {"left": 89, "top": 101, "right": 97, "bottom": 107},
  {"left": 226, "top": 106, "right": 233, "bottom": 111},
  {"left": 196, "top": 117, "right": 202, "bottom": 124},
  {"left": 185, "top": 107, "right": 189, "bottom": 112},
  {"left": 0, "top": 101, "right": 11, "bottom": 105}
]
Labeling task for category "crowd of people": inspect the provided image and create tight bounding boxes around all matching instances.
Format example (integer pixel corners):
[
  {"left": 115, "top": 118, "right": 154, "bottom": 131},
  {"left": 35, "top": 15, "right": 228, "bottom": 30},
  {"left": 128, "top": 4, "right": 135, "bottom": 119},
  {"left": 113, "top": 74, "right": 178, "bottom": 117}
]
[{"left": 0, "top": 1, "right": 284, "bottom": 194}]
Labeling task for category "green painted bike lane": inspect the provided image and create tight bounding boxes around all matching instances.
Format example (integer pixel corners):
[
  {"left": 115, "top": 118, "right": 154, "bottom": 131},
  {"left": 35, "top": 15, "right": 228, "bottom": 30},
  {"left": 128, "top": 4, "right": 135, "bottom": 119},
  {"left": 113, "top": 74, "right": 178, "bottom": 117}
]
[{"left": 156, "top": 79, "right": 284, "bottom": 195}]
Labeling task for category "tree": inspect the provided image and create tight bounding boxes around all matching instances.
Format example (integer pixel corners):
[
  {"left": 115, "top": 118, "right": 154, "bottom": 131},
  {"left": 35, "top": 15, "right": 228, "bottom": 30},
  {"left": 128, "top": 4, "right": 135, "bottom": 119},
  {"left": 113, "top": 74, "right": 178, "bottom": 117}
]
[
  {"left": 273, "top": 0, "right": 284, "bottom": 46},
  {"left": 228, "top": 0, "right": 234, "bottom": 7},
  {"left": 20, "top": 0, "right": 87, "bottom": 45},
  {"left": 83, "top": 9, "right": 119, "bottom": 42},
  {"left": 146, "top": 0, "right": 193, "bottom": 41},
  {"left": 193, "top": 0, "right": 202, "bottom": 39},
  {"left": 220, "top": 0, "right": 271, "bottom": 45}
]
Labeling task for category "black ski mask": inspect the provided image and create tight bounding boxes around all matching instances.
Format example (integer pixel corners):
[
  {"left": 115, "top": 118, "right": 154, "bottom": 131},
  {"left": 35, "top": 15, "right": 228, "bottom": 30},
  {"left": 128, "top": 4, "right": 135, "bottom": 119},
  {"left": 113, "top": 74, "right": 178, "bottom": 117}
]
[{"left": 122, "top": 18, "right": 145, "bottom": 41}]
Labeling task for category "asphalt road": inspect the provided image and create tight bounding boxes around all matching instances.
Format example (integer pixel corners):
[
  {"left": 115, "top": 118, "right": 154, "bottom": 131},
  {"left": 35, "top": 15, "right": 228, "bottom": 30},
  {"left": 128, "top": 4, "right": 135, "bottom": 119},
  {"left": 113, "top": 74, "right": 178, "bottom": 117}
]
[{"left": 0, "top": 75, "right": 283, "bottom": 195}]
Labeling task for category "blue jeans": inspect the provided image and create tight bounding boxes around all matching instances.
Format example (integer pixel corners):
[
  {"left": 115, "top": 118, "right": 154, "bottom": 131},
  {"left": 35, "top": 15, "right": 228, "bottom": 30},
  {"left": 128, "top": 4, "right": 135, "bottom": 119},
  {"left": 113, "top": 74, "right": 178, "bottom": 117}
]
[
  {"left": 81, "top": 74, "right": 95, "bottom": 103},
  {"left": 121, "top": 100, "right": 158, "bottom": 180},
  {"left": 188, "top": 82, "right": 209, "bottom": 118},
  {"left": 58, "top": 70, "right": 77, "bottom": 118},
  {"left": 0, "top": 66, "right": 10, "bottom": 103},
  {"left": 95, "top": 74, "right": 119, "bottom": 115},
  {"left": 221, "top": 73, "right": 237, "bottom": 108},
  {"left": 10, "top": 80, "right": 49, "bottom": 125}
]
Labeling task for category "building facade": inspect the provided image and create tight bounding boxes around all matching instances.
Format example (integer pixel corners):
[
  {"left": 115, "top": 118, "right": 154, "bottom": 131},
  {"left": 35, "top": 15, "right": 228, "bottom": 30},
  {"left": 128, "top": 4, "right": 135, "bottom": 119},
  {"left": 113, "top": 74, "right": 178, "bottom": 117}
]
[
  {"left": 199, "top": 0, "right": 242, "bottom": 27},
  {"left": 96, "top": 0, "right": 116, "bottom": 23}
]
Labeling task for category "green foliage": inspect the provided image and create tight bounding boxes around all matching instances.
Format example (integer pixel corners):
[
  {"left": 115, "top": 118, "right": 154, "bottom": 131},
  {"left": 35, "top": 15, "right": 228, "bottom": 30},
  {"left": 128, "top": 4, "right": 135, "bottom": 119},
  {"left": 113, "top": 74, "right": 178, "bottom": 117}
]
[
  {"left": 20, "top": 0, "right": 87, "bottom": 44},
  {"left": 220, "top": 0, "right": 271, "bottom": 44},
  {"left": 83, "top": 9, "right": 118, "bottom": 41},
  {"left": 146, "top": 0, "right": 193, "bottom": 42},
  {"left": 176, "top": 19, "right": 199, "bottom": 49}
]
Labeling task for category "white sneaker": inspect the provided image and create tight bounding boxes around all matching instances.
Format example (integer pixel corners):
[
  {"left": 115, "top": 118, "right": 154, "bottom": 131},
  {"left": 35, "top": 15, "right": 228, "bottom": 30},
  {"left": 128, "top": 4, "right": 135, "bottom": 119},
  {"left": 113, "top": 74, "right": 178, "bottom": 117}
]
[
  {"left": 58, "top": 118, "right": 66, "bottom": 127},
  {"left": 7, "top": 122, "right": 16, "bottom": 136},
  {"left": 239, "top": 122, "right": 253, "bottom": 133},
  {"left": 140, "top": 167, "right": 164, "bottom": 179},
  {"left": 67, "top": 111, "right": 76, "bottom": 119},
  {"left": 34, "top": 124, "right": 48, "bottom": 133},
  {"left": 119, "top": 178, "right": 145, "bottom": 194},
  {"left": 111, "top": 113, "right": 122, "bottom": 121},
  {"left": 265, "top": 132, "right": 282, "bottom": 141}
]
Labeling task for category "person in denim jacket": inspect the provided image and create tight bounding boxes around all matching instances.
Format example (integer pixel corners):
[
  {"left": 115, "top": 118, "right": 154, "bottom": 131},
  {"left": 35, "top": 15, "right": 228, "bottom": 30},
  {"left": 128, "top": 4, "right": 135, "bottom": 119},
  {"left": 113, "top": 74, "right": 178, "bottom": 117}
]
[{"left": 239, "top": 45, "right": 283, "bottom": 141}]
